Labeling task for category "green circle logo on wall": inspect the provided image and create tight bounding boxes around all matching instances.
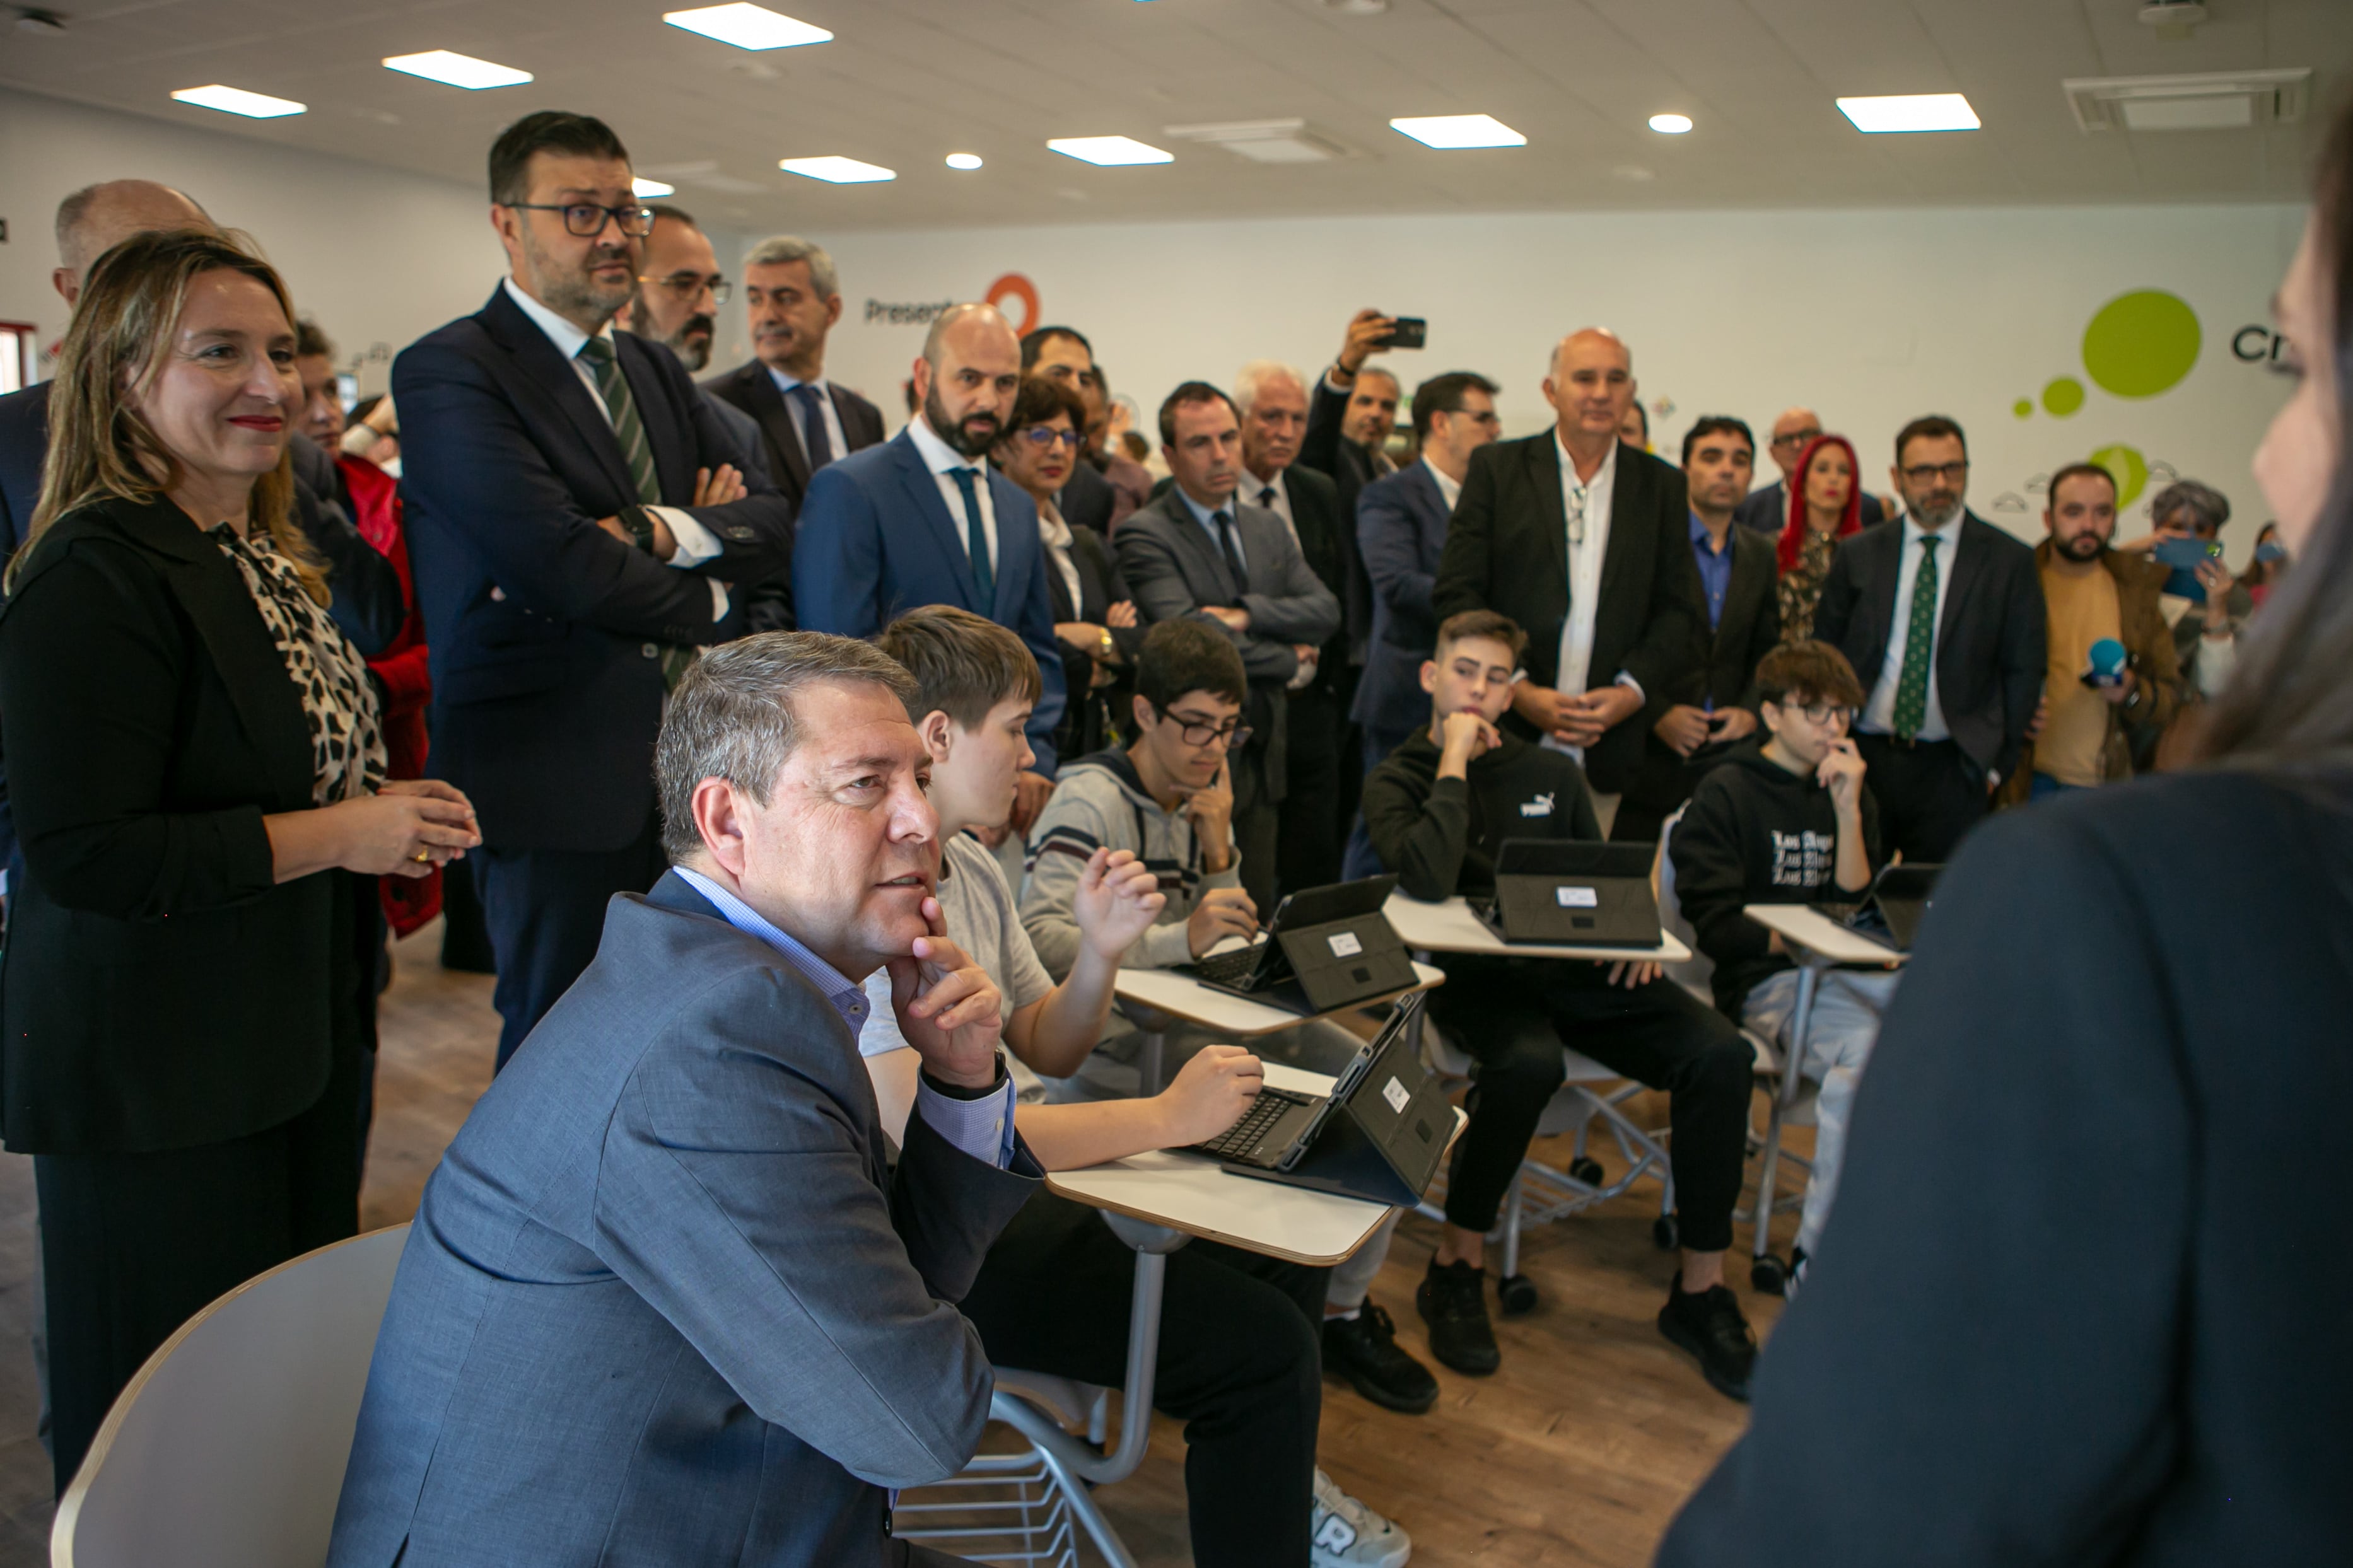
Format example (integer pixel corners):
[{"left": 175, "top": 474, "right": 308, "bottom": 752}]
[
  {"left": 2082, "top": 290, "right": 2201, "bottom": 398},
  {"left": 2088, "top": 443, "right": 2151, "bottom": 509},
  {"left": 2013, "top": 398, "right": 2033, "bottom": 419},
  {"left": 2041, "top": 376, "right": 2086, "bottom": 417}
]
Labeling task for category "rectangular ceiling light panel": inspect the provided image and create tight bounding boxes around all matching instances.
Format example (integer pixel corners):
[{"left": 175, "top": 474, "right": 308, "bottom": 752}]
[
  {"left": 779, "top": 156, "right": 895, "bottom": 183},
  {"left": 664, "top": 4, "right": 832, "bottom": 49},
  {"left": 633, "top": 178, "right": 677, "bottom": 197},
  {"left": 382, "top": 50, "right": 534, "bottom": 88},
  {"left": 1835, "top": 94, "right": 1980, "bottom": 134},
  {"left": 1388, "top": 114, "right": 1524, "bottom": 149},
  {"left": 172, "top": 84, "right": 306, "bottom": 118},
  {"left": 1048, "top": 136, "right": 1174, "bottom": 166}
]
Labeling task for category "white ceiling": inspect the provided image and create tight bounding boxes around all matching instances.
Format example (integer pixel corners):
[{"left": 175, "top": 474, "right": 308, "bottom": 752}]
[{"left": 4, "top": 0, "right": 2344, "bottom": 231}]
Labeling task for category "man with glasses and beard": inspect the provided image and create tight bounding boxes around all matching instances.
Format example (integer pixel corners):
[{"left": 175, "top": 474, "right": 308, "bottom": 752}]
[
  {"left": 622, "top": 206, "right": 772, "bottom": 495},
  {"left": 1811, "top": 415, "right": 2044, "bottom": 864},
  {"left": 794, "top": 301, "right": 1067, "bottom": 829},
  {"left": 395, "top": 110, "right": 794, "bottom": 1068}
]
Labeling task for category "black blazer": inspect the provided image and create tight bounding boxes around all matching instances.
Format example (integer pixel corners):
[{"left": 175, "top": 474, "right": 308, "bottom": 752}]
[
  {"left": 1057, "top": 460, "right": 1117, "bottom": 537},
  {"left": 395, "top": 286, "right": 793, "bottom": 852},
  {"left": 1296, "top": 376, "right": 1377, "bottom": 659},
  {"left": 1661, "top": 770, "right": 2353, "bottom": 1567},
  {"left": 0, "top": 494, "right": 351, "bottom": 1154},
  {"left": 1432, "top": 433, "right": 1705, "bottom": 794},
  {"left": 1811, "top": 512, "right": 2045, "bottom": 782},
  {"left": 1040, "top": 519, "right": 1143, "bottom": 757},
  {"left": 1702, "top": 523, "right": 1782, "bottom": 712},
  {"left": 702, "top": 361, "right": 884, "bottom": 514},
  {"left": 1269, "top": 464, "right": 1355, "bottom": 704}
]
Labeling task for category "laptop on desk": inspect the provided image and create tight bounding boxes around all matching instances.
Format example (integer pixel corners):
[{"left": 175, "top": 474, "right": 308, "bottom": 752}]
[
  {"left": 1186, "top": 874, "right": 1416, "bottom": 1014},
  {"left": 1188, "top": 993, "right": 1451, "bottom": 1207},
  {"left": 1468, "top": 840, "right": 1662, "bottom": 948},
  {"left": 1816, "top": 862, "right": 1942, "bottom": 953}
]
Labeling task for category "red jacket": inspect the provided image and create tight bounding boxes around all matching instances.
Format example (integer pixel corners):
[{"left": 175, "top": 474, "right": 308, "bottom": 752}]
[{"left": 339, "top": 453, "right": 441, "bottom": 935}]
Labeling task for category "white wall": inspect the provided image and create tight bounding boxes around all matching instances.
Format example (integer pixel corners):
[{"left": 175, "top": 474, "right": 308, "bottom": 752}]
[{"left": 781, "top": 200, "right": 2308, "bottom": 557}]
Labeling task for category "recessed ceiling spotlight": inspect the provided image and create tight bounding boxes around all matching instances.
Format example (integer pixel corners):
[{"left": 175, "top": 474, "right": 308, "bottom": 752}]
[
  {"left": 1648, "top": 113, "right": 1693, "bottom": 134},
  {"left": 171, "top": 84, "right": 306, "bottom": 119},
  {"left": 383, "top": 50, "right": 534, "bottom": 89},
  {"left": 779, "top": 155, "right": 896, "bottom": 183},
  {"left": 945, "top": 152, "right": 984, "bottom": 171},
  {"left": 1389, "top": 114, "right": 1524, "bottom": 149},
  {"left": 1048, "top": 136, "right": 1174, "bottom": 166},
  {"left": 665, "top": 4, "right": 832, "bottom": 50},
  {"left": 633, "top": 178, "right": 677, "bottom": 198},
  {"left": 1836, "top": 93, "right": 1980, "bottom": 133}
]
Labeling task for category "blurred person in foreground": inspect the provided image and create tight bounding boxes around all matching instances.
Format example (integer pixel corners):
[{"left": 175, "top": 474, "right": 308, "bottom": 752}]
[{"left": 1657, "top": 97, "right": 2353, "bottom": 1567}]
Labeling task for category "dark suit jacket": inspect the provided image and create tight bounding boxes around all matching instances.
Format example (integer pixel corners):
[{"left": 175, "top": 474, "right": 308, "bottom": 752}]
[
  {"left": 1432, "top": 433, "right": 1705, "bottom": 794},
  {"left": 1295, "top": 376, "right": 1377, "bottom": 660},
  {"left": 1661, "top": 772, "right": 2353, "bottom": 1568},
  {"left": 328, "top": 870, "right": 1041, "bottom": 1567},
  {"left": 1811, "top": 512, "right": 2046, "bottom": 782},
  {"left": 1056, "top": 459, "right": 1123, "bottom": 537},
  {"left": 0, "top": 494, "right": 353, "bottom": 1153},
  {"left": 792, "top": 427, "right": 1066, "bottom": 770},
  {"left": 1266, "top": 465, "right": 1353, "bottom": 709},
  {"left": 1624, "top": 520, "right": 1784, "bottom": 817},
  {"left": 1114, "top": 489, "right": 1341, "bottom": 801},
  {"left": 1039, "top": 518, "right": 1143, "bottom": 759},
  {"left": 395, "top": 286, "right": 793, "bottom": 853},
  {"left": 1735, "top": 477, "right": 1886, "bottom": 535},
  {"left": 1352, "top": 461, "right": 1452, "bottom": 740},
  {"left": 703, "top": 361, "right": 884, "bottom": 514}
]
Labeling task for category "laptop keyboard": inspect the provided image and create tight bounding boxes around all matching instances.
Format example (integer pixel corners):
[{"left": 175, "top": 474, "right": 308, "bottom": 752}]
[
  {"left": 1191, "top": 939, "right": 1266, "bottom": 988},
  {"left": 1191, "top": 1086, "right": 1314, "bottom": 1160}
]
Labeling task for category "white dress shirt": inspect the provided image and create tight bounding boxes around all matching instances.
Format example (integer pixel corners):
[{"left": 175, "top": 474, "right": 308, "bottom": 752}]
[
  {"left": 500, "top": 278, "right": 728, "bottom": 621},
  {"left": 1033, "top": 496, "right": 1083, "bottom": 615},
  {"left": 1422, "top": 456, "right": 1463, "bottom": 511},
  {"left": 907, "top": 412, "right": 998, "bottom": 578},
  {"left": 1241, "top": 467, "right": 1307, "bottom": 555},
  {"left": 1544, "top": 434, "right": 1644, "bottom": 760},
  {"left": 1859, "top": 511, "right": 1959, "bottom": 743},
  {"left": 764, "top": 365, "right": 850, "bottom": 468},
  {"left": 1175, "top": 485, "right": 1247, "bottom": 576}
]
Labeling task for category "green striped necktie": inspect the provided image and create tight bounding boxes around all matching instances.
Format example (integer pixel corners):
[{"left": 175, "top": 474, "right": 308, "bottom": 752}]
[
  {"left": 1893, "top": 533, "right": 1941, "bottom": 740},
  {"left": 578, "top": 335, "right": 694, "bottom": 689}
]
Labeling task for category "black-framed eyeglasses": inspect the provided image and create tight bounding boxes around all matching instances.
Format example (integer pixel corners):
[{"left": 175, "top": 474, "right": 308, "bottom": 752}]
[
  {"left": 508, "top": 201, "right": 657, "bottom": 238},
  {"left": 1775, "top": 700, "right": 1853, "bottom": 726},
  {"left": 1157, "top": 708, "right": 1251, "bottom": 749},
  {"left": 1018, "top": 426, "right": 1083, "bottom": 451},
  {"left": 638, "top": 272, "right": 732, "bottom": 303},
  {"left": 1771, "top": 429, "right": 1823, "bottom": 448},
  {"left": 1900, "top": 461, "right": 1970, "bottom": 484}
]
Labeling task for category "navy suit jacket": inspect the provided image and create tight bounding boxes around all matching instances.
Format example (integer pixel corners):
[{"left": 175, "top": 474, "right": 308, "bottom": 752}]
[
  {"left": 395, "top": 285, "right": 793, "bottom": 851},
  {"left": 792, "top": 427, "right": 1066, "bottom": 772},
  {"left": 1351, "top": 461, "right": 1453, "bottom": 741},
  {"left": 327, "top": 870, "right": 1040, "bottom": 1567}
]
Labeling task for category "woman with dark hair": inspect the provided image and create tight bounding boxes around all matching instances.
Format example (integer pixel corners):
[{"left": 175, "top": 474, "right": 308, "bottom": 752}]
[
  {"left": 1659, "top": 96, "right": 2353, "bottom": 1565},
  {"left": 0, "top": 229, "right": 481, "bottom": 1494},
  {"left": 1773, "top": 432, "right": 1865, "bottom": 642},
  {"left": 992, "top": 375, "right": 1143, "bottom": 757}
]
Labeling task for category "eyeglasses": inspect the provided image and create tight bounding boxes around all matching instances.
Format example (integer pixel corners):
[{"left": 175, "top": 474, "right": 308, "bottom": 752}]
[
  {"left": 1900, "top": 461, "right": 1970, "bottom": 484},
  {"left": 508, "top": 202, "right": 657, "bottom": 238},
  {"left": 1158, "top": 710, "right": 1251, "bottom": 749},
  {"left": 1771, "top": 429, "right": 1823, "bottom": 448},
  {"left": 637, "top": 272, "right": 732, "bottom": 303},
  {"left": 1018, "top": 426, "right": 1084, "bottom": 451},
  {"left": 1775, "top": 700, "right": 1854, "bottom": 726}
]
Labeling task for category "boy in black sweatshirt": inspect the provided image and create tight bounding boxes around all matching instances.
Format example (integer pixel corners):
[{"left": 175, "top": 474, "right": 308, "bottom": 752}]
[
  {"left": 1363, "top": 611, "right": 1760, "bottom": 1402},
  {"left": 1669, "top": 639, "right": 1897, "bottom": 1291}
]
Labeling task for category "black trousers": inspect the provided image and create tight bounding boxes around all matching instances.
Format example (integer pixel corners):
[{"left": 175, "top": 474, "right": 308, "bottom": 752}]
[
  {"left": 1277, "top": 682, "right": 1345, "bottom": 898},
  {"left": 1432, "top": 960, "right": 1751, "bottom": 1252},
  {"left": 1854, "top": 735, "right": 1988, "bottom": 865},
  {"left": 1231, "top": 745, "right": 1282, "bottom": 918},
  {"left": 959, "top": 1193, "right": 1324, "bottom": 1567},
  {"left": 476, "top": 809, "right": 669, "bottom": 1069},
  {"left": 36, "top": 1034, "right": 366, "bottom": 1496}
]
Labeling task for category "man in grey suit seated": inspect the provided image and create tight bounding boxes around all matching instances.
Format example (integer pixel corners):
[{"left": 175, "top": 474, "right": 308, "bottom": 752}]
[{"left": 329, "top": 633, "right": 1041, "bottom": 1568}]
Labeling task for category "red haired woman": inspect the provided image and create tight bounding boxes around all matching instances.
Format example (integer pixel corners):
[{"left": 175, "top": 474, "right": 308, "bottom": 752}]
[{"left": 1775, "top": 433, "right": 1865, "bottom": 642}]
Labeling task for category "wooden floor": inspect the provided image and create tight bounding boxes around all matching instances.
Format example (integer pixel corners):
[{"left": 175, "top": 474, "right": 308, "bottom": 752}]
[{"left": 359, "top": 918, "right": 1811, "bottom": 1568}]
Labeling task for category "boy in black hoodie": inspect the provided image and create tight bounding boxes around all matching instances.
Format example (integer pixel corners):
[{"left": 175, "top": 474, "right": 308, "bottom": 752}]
[
  {"left": 1669, "top": 639, "right": 1897, "bottom": 1291},
  {"left": 1363, "top": 611, "right": 1760, "bottom": 1402}
]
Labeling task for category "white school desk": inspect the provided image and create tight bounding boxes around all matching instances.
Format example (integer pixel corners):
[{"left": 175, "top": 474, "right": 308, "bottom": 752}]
[
  {"left": 1381, "top": 890, "right": 1693, "bottom": 965},
  {"left": 1109, "top": 958, "right": 1446, "bottom": 1096}
]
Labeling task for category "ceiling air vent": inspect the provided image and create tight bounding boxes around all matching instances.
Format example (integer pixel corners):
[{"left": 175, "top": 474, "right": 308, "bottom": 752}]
[
  {"left": 1161, "top": 119, "right": 1353, "bottom": 165},
  {"left": 2064, "top": 69, "right": 2311, "bottom": 133}
]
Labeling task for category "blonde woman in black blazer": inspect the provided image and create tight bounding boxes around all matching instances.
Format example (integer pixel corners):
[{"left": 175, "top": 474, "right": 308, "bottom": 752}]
[{"left": 0, "top": 229, "right": 479, "bottom": 1495}]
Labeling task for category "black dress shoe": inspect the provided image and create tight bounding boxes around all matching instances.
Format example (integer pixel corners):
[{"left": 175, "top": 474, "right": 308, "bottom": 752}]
[
  {"left": 1657, "top": 1270, "right": 1758, "bottom": 1402},
  {"left": 1415, "top": 1258, "right": 1500, "bottom": 1375},
  {"left": 1324, "top": 1304, "right": 1439, "bottom": 1414}
]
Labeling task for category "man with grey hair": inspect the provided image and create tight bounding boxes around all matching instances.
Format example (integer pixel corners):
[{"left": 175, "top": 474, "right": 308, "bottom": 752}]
[
  {"left": 794, "top": 302, "right": 1066, "bottom": 826},
  {"left": 2125, "top": 477, "right": 2249, "bottom": 697},
  {"left": 708, "top": 233, "right": 884, "bottom": 514},
  {"left": 331, "top": 630, "right": 1039, "bottom": 1567}
]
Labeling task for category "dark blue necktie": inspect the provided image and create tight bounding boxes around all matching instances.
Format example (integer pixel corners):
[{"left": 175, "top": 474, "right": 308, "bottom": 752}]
[
  {"left": 790, "top": 383, "right": 834, "bottom": 469},
  {"left": 1213, "top": 509, "right": 1247, "bottom": 588},
  {"left": 950, "top": 467, "right": 994, "bottom": 605}
]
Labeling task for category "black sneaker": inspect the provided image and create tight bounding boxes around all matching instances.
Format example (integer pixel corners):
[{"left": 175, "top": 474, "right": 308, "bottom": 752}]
[
  {"left": 1323, "top": 1304, "right": 1439, "bottom": 1414},
  {"left": 1657, "top": 1270, "right": 1757, "bottom": 1402},
  {"left": 1415, "top": 1258, "right": 1500, "bottom": 1375}
]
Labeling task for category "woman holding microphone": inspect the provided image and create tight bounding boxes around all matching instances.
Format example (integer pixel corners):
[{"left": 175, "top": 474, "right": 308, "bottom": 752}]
[{"left": 0, "top": 228, "right": 479, "bottom": 1494}]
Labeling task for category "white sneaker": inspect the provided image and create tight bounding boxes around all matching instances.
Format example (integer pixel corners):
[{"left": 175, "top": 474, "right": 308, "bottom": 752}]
[{"left": 1312, "top": 1466, "right": 1411, "bottom": 1567}]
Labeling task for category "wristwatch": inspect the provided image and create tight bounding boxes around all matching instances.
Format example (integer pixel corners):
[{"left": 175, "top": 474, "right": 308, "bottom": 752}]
[
  {"left": 619, "top": 504, "right": 658, "bottom": 552},
  {"left": 1096, "top": 629, "right": 1116, "bottom": 662}
]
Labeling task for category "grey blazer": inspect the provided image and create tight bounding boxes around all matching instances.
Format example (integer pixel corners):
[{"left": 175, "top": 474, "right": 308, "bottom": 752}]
[
  {"left": 327, "top": 870, "right": 1040, "bottom": 1567},
  {"left": 1114, "top": 488, "right": 1341, "bottom": 798}
]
